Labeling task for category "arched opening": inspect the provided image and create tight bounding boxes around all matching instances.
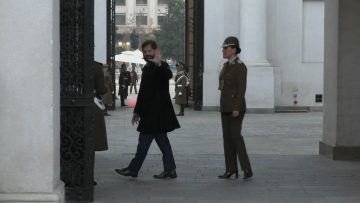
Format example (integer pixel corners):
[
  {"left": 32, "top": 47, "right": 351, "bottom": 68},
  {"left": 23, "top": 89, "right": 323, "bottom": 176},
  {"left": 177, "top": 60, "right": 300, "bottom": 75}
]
[{"left": 59, "top": 0, "right": 204, "bottom": 201}]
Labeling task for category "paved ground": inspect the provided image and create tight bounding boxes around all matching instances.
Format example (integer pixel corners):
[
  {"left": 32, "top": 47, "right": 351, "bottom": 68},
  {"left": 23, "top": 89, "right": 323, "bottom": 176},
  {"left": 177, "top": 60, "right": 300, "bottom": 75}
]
[{"left": 94, "top": 95, "right": 360, "bottom": 203}]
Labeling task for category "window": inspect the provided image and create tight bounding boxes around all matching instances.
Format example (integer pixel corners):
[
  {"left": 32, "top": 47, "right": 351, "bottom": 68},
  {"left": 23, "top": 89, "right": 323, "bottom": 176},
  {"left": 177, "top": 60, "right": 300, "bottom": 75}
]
[
  {"left": 158, "top": 0, "right": 168, "bottom": 5},
  {"left": 115, "top": 0, "right": 126, "bottom": 6},
  {"left": 136, "top": 15, "right": 147, "bottom": 25},
  {"left": 115, "top": 14, "right": 126, "bottom": 25},
  {"left": 157, "top": 16, "right": 166, "bottom": 26},
  {"left": 136, "top": 0, "right": 147, "bottom": 5}
]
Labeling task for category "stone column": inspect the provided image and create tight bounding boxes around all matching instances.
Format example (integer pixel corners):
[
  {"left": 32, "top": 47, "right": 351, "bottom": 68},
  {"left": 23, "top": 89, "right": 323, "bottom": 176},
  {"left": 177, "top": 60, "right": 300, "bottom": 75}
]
[
  {"left": 94, "top": 0, "right": 107, "bottom": 63},
  {"left": 0, "top": 1, "right": 64, "bottom": 202},
  {"left": 127, "top": 0, "right": 136, "bottom": 26},
  {"left": 239, "top": 0, "right": 275, "bottom": 111},
  {"left": 148, "top": 0, "right": 157, "bottom": 27},
  {"left": 320, "top": 0, "right": 360, "bottom": 160}
]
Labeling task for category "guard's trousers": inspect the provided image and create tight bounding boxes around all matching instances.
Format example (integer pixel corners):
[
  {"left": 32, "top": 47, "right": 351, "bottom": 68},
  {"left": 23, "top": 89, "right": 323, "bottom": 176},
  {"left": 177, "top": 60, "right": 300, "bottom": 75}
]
[{"left": 221, "top": 112, "right": 252, "bottom": 172}]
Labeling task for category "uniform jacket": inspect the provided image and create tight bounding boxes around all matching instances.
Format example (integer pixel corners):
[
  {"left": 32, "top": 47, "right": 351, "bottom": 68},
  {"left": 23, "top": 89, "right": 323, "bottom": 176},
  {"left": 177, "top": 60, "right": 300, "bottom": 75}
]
[
  {"left": 118, "top": 70, "right": 131, "bottom": 96},
  {"left": 175, "top": 74, "right": 188, "bottom": 105},
  {"left": 103, "top": 71, "right": 113, "bottom": 105},
  {"left": 219, "top": 57, "right": 247, "bottom": 113},
  {"left": 94, "top": 64, "right": 108, "bottom": 151},
  {"left": 134, "top": 61, "right": 180, "bottom": 133}
]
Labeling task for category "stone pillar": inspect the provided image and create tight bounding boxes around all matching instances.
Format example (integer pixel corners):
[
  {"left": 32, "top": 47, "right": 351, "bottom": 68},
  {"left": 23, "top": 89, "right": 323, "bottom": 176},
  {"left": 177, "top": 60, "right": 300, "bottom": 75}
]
[
  {"left": 127, "top": 0, "right": 136, "bottom": 26},
  {"left": 0, "top": 1, "right": 64, "bottom": 202},
  {"left": 94, "top": 0, "right": 107, "bottom": 63},
  {"left": 239, "top": 0, "right": 275, "bottom": 111},
  {"left": 320, "top": 0, "right": 360, "bottom": 160},
  {"left": 203, "top": 0, "right": 274, "bottom": 111},
  {"left": 148, "top": 0, "right": 157, "bottom": 27}
]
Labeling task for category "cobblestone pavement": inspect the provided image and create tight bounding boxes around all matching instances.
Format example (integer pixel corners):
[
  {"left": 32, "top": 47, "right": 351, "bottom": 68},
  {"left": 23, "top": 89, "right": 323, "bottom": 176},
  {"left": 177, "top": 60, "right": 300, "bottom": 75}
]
[{"left": 94, "top": 98, "right": 360, "bottom": 203}]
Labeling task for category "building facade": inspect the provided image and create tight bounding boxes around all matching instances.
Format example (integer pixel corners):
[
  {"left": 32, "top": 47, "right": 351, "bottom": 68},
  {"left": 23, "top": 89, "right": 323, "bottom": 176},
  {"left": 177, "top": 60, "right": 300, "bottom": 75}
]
[
  {"left": 203, "top": 0, "right": 325, "bottom": 111},
  {"left": 1, "top": 0, "right": 360, "bottom": 202},
  {"left": 115, "top": 0, "right": 168, "bottom": 48}
]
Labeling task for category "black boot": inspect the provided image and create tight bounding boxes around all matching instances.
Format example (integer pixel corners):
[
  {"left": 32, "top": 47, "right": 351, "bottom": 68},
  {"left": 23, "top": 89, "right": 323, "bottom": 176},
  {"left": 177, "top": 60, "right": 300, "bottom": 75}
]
[
  {"left": 243, "top": 170, "right": 253, "bottom": 180},
  {"left": 153, "top": 170, "right": 177, "bottom": 179},
  {"left": 218, "top": 171, "right": 239, "bottom": 179},
  {"left": 176, "top": 105, "right": 185, "bottom": 116},
  {"left": 115, "top": 168, "right": 138, "bottom": 178}
]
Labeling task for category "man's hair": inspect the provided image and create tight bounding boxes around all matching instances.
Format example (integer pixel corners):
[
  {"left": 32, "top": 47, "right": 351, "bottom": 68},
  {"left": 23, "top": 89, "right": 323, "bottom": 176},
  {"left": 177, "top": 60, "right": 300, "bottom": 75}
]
[{"left": 141, "top": 39, "right": 157, "bottom": 50}]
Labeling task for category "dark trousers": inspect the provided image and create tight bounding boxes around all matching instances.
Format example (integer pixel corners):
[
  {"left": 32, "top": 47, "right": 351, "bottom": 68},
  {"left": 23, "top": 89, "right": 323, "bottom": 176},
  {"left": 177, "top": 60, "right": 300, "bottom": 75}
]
[
  {"left": 179, "top": 104, "right": 185, "bottom": 113},
  {"left": 130, "top": 84, "right": 137, "bottom": 94},
  {"left": 128, "top": 133, "right": 176, "bottom": 173},
  {"left": 120, "top": 95, "right": 125, "bottom": 106},
  {"left": 221, "top": 112, "right": 252, "bottom": 172}
]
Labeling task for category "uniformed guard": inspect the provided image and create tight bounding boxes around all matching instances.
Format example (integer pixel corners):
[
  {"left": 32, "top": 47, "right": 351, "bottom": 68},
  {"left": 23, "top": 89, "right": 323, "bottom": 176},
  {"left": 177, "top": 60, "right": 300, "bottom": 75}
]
[
  {"left": 175, "top": 65, "right": 188, "bottom": 116},
  {"left": 218, "top": 36, "right": 253, "bottom": 180}
]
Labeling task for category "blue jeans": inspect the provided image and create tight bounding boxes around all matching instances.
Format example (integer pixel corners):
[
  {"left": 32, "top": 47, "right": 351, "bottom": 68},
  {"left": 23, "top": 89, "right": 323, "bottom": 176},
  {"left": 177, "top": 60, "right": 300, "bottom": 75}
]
[{"left": 128, "top": 133, "right": 176, "bottom": 172}]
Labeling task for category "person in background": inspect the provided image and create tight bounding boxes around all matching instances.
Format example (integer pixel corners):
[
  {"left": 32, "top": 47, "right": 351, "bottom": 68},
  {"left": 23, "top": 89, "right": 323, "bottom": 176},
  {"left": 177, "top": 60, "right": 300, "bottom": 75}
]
[
  {"left": 102, "top": 64, "right": 113, "bottom": 116},
  {"left": 129, "top": 67, "right": 138, "bottom": 94},
  {"left": 175, "top": 65, "right": 188, "bottom": 116},
  {"left": 93, "top": 61, "right": 109, "bottom": 185},
  {"left": 118, "top": 63, "right": 131, "bottom": 106}
]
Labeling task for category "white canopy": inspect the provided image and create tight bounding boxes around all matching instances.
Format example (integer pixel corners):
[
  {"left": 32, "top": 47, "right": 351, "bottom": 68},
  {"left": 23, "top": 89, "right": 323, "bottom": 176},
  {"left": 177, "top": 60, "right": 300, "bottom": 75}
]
[{"left": 115, "top": 49, "right": 146, "bottom": 64}]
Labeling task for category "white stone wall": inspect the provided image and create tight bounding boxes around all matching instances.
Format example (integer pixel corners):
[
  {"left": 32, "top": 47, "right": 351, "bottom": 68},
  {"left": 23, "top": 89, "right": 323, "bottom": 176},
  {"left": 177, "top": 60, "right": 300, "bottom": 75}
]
[
  {"left": 0, "top": 0, "right": 64, "bottom": 202},
  {"left": 267, "top": 0, "right": 324, "bottom": 108},
  {"left": 95, "top": 0, "right": 107, "bottom": 63},
  {"left": 203, "top": 0, "right": 324, "bottom": 110},
  {"left": 203, "top": 0, "right": 275, "bottom": 110}
]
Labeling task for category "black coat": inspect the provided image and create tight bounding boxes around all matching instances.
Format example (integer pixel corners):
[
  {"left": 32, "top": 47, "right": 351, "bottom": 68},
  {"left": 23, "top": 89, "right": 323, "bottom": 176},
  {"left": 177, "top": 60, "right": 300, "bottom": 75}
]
[
  {"left": 134, "top": 61, "right": 180, "bottom": 133},
  {"left": 94, "top": 64, "right": 108, "bottom": 151}
]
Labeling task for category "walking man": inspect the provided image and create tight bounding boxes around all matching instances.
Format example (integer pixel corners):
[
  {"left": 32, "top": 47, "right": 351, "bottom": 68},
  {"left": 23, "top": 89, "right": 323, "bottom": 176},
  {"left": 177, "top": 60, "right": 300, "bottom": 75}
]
[{"left": 115, "top": 40, "right": 180, "bottom": 179}]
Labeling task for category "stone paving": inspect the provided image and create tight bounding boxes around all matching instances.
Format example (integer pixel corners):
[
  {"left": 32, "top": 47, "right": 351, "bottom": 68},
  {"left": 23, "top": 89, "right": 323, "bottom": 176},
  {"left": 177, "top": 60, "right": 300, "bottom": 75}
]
[{"left": 93, "top": 95, "right": 360, "bottom": 203}]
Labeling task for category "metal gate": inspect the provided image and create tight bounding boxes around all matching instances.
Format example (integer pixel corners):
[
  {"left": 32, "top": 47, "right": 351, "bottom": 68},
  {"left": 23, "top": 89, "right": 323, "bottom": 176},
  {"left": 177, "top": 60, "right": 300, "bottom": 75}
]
[
  {"left": 107, "top": 0, "right": 116, "bottom": 110},
  {"left": 60, "top": 0, "right": 95, "bottom": 202},
  {"left": 186, "top": 0, "right": 204, "bottom": 110}
]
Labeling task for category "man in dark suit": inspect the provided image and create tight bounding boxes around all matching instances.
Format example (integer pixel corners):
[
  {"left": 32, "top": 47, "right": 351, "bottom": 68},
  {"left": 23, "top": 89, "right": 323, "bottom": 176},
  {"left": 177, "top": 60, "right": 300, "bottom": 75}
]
[{"left": 115, "top": 40, "right": 180, "bottom": 179}]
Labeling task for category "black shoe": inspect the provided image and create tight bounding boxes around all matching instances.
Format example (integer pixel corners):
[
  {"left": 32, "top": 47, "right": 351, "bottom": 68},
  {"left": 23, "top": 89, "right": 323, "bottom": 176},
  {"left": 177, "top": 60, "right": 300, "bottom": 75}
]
[
  {"left": 104, "top": 113, "right": 111, "bottom": 116},
  {"left": 93, "top": 181, "right": 97, "bottom": 186},
  {"left": 243, "top": 170, "right": 253, "bottom": 180},
  {"left": 153, "top": 170, "right": 177, "bottom": 179},
  {"left": 121, "top": 104, "right": 127, "bottom": 107},
  {"left": 218, "top": 171, "right": 239, "bottom": 179},
  {"left": 176, "top": 113, "right": 184, "bottom": 116},
  {"left": 115, "top": 168, "right": 138, "bottom": 178}
]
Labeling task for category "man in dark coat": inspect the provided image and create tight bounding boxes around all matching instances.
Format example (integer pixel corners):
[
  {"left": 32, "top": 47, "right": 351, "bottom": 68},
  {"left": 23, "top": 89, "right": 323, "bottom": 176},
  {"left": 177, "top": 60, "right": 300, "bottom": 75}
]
[{"left": 115, "top": 40, "right": 180, "bottom": 179}]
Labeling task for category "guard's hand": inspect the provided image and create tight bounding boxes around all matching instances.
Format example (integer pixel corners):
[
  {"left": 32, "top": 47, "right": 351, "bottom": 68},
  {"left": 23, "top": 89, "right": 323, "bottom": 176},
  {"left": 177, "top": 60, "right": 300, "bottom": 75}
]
[
  {"left": 232, "top": 111, "right": 240, "bottom": 117},
  {"left": 132, "top": 113, "right": 140, "bottom": 126},
  {"left": 148, "top": 49, "right": 162, "bottom": 66}
]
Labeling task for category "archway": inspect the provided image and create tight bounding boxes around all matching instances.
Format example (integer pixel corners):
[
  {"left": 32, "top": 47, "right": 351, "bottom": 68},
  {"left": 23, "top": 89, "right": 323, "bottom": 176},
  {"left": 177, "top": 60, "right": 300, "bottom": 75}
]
[{"left": 59, "top": 0, "right": 204, "bottom": 201}]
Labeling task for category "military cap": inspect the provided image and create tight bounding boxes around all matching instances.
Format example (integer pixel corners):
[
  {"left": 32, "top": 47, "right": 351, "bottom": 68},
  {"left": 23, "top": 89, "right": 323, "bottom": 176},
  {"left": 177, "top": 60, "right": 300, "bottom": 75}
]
[{"left": 221, "top": 36, "right": 240, "bottom": 48}]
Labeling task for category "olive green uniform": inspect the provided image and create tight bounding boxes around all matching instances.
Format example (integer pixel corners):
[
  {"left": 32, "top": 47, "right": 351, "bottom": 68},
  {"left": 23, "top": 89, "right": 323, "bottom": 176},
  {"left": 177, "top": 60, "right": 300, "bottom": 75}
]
[{"left": 219, "top": 56, "right": 252, "bottom": 173}]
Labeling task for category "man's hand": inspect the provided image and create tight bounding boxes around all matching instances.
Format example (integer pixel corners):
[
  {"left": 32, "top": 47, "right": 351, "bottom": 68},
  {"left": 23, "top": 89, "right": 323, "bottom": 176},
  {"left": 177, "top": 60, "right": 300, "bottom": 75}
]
[
  {"left": 148, "top": 49, "right": 162, "bottom": 66},
  {"left": 132, "top": 113, "right": 140, "bottom": 126},
  {"left": 232, "top": 111, "right": 240, "bottom": 117}
]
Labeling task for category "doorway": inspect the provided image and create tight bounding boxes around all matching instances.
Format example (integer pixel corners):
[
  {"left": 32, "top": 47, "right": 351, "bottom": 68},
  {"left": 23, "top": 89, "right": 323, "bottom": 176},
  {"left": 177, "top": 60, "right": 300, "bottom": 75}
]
[{"left": 60, "top": 0, "right": 204, "bottom": 202}]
